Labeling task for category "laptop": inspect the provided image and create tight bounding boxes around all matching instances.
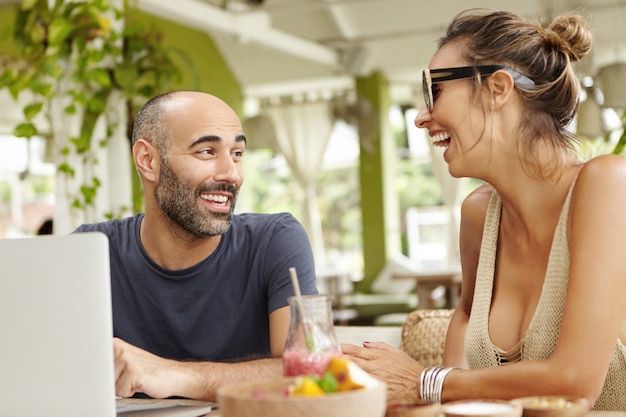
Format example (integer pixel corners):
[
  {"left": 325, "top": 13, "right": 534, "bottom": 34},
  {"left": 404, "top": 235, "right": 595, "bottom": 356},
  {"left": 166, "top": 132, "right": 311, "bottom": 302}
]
[{"left": 0, "top": 233, "right": 213, "bottom": 417}]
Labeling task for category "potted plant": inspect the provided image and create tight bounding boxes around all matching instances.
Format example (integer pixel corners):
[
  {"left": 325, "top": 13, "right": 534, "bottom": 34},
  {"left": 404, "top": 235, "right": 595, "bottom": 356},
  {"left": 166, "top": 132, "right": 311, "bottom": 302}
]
[{"left": 0, "top": 0, "right": 183, "bottom": 229}]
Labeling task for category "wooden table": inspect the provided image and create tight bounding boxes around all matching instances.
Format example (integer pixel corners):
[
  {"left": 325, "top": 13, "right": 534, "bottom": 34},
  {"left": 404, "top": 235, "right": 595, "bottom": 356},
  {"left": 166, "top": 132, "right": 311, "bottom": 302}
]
[
  {"left": 116, "top": 399, "right": 626, "bottom": 417},
  {"left": 392, "top": 268, "right": 462, "bottom": 309}
]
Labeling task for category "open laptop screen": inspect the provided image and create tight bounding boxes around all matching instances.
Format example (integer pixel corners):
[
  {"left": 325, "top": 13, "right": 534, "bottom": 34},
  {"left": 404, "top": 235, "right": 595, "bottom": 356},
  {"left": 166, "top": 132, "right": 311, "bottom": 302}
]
[{"left": 0, "top": 232, "right": 116, "bottom": 417}]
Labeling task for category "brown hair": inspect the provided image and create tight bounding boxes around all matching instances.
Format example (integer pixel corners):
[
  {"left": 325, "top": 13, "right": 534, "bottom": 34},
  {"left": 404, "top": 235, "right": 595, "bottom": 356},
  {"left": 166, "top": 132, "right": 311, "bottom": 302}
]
[{"left": 439, "top": 9, "right": 592, "bottom": 178}]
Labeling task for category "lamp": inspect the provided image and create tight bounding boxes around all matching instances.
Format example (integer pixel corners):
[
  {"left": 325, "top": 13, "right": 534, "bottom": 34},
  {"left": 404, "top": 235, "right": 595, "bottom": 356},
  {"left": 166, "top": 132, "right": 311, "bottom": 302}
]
[{"left": 596, "top": 62, "right": 626, "bottom": 109}]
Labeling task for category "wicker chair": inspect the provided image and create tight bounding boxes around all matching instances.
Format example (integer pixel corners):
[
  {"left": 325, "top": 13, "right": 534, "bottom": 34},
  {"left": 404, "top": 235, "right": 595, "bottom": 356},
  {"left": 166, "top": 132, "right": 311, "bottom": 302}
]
[{"left": 400, "top": 309, "right": 454, "bottom": 367}]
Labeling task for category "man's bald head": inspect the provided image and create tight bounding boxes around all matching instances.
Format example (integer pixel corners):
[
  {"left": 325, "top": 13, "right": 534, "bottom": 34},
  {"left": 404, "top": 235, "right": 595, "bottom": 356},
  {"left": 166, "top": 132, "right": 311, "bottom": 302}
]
[{"left": 131, "top": 91, "right": 239, "bottom": 159}]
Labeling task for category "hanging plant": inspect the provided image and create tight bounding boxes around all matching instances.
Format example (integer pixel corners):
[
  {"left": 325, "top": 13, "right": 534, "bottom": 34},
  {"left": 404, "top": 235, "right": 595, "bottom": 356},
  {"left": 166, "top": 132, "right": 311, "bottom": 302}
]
[{"left": 0, "top": 0, "right": 183, "bottom": 222}]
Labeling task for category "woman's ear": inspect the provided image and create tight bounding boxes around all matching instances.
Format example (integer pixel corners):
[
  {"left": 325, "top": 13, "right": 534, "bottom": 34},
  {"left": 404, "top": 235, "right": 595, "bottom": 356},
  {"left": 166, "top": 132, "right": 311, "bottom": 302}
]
[
  {"left": 487, "top": 69, "right": 516, "bottom": 111},
  {"left": 133, "top": 139, "right": 159, "bottom": 184}
]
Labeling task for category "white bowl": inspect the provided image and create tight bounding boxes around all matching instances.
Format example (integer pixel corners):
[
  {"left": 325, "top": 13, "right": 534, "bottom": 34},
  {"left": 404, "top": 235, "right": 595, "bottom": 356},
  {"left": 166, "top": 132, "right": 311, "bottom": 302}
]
[{"left": 442, "top": 399, "right": 523, "bottom": 417}]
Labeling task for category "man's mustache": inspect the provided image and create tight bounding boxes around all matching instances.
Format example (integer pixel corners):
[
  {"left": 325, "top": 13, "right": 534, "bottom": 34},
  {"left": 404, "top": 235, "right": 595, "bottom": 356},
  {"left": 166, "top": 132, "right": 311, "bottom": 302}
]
[{"left": 198, "top": 183, "right": 237, "bottom": 195}]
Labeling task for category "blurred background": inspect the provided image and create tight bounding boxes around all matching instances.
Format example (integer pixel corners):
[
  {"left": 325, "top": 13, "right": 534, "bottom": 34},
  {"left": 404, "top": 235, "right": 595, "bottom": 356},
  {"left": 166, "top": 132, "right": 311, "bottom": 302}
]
[{"left": 1, "top": 0, "right": 625, "bottom": 323}]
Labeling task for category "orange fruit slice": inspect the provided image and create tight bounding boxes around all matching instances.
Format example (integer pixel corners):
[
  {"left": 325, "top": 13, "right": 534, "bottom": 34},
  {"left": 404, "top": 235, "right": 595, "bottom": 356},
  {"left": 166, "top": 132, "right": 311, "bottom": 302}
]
[{"left": 289, "top": 376, "right": 325, "bottom": 396}]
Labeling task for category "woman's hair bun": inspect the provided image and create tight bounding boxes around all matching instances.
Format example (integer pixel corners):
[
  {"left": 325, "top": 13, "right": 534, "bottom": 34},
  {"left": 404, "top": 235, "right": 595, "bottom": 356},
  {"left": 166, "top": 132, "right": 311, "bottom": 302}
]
[{"left": 542, "top": 13, "right": 592, "bottom": 62}]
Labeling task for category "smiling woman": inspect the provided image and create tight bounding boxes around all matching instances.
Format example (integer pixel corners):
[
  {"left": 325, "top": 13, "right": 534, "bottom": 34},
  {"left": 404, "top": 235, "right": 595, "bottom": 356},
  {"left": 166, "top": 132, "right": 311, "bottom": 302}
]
[{"left": 342, "top": 9, "right": 626, "bottom": 411}]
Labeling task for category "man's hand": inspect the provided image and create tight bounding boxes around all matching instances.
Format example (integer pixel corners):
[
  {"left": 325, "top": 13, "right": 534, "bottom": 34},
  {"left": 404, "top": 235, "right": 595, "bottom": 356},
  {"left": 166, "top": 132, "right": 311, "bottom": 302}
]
[
  {"left": 113, "top": 337, "right": 283, "bottom": 401},
  {"left": 113, "top": 337, "right": 185, "bottom": 399}
]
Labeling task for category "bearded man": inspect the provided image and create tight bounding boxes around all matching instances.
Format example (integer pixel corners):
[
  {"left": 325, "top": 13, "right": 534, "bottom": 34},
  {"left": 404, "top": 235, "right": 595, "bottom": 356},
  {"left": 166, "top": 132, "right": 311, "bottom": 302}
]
[{"left": 75, "top": 91, "right": 317, "bottom": 401}]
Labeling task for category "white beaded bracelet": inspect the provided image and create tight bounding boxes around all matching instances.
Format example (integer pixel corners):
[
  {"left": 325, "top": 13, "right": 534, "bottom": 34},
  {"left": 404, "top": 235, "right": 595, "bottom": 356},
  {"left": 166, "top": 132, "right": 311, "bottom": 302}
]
[{"left": 419, "top": 366, "right": 456, "bottom": 403}]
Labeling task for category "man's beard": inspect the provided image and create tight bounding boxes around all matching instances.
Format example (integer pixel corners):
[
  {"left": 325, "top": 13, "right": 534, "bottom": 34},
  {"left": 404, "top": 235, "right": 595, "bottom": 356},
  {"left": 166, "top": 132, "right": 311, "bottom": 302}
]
[{"left": 154, "top": 160, "right": 238, "bottom": 237}]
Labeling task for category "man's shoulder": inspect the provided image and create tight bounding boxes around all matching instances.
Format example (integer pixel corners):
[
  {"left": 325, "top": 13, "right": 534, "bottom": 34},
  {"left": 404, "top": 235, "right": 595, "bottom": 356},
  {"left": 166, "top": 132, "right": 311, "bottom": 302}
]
[
  {"left": 230, "top": 212, "right": 305, "bottom": 242},
  {"left": 74, "top": 214, "right": 142, "bottom": 235},
  {"left": 232, "top": 212, "right": 297, "bottom": 228}
]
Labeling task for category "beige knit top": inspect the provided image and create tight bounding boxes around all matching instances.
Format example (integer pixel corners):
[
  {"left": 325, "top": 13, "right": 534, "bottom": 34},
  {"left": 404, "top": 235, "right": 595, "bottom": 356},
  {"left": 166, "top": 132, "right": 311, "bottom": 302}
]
[{"left": 464, "top": 181, "right": 626, "bottom": 411}]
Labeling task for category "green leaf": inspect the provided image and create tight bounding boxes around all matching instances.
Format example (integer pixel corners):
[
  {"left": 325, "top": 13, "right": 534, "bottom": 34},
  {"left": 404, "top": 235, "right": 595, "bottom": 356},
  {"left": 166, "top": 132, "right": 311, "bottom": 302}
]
[
  {"left": 317, "top": 371, "right": 339, "bottom": 393},
  {"left": 80, "top": 184, "right": 97, "bottom": 205},
  {"left": 75, "top": 110, "right": 100, "bottom": 153},
  {"left": 13, "top": 122, "right": 37, "bottom": 138},
  {"left": 86, "top": 94, "right": 107, "bottom": 114},
  {"left": 48, "top": 17, "right": 73, "bottom": 46},
  {"left": 113, "top": 65, "right": 138, "bottom": 89},
  {"left": 137, "top": 85, "right": 154, "bottom": 98},
  {"left": 86, "top": 67, "right": 111, "bottom": 87},
  {"left": 58, "top": 162, "right": 75, "bottom": 176},
  {"left": 65, "top": 104, "right": 77, "bottom": 114},
  {"left": 8, "top": 71, "right": 33, "bottom": 98},
  {"left": 8, "top": 84, "right": 23, "bottom": 100},
  {"left": 92, "top": 0, "right": 108, "bottom": 10},
  {"left": 72, "top": 91, "right": 87, "bottom": 106},
  {"left": 28, "top": 22, "right": 46, "bottom": 44},
  {"left": 29, "top": 80, "right": 53, "bottom": 98},
  {"left": 113, "top": 7, "right": 124, "bottom": 20},
  {"left": 0, "top": 68, "right": 16, "bottom": 88},
  {"left": 21, "top": 0, "right": 39, "bottom": 10},
  {"left": 23, "top": 102, "right": 44, "bottom": 120},
  {"left": 85, "top": 48, "right": 106, "bottom": 63},
  {"left": 42, "top": 60, "right": 64, "bottom": 79}
]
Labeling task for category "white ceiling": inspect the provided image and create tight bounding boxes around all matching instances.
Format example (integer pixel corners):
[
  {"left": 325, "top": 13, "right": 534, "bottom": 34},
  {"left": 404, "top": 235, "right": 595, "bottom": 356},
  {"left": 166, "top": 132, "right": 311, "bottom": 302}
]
[
  {"left": 1, "top": 0, "right": 624, "bottom": 103},
  {"left": 136, "top": 0, "right": 626, "bottom": 104}
]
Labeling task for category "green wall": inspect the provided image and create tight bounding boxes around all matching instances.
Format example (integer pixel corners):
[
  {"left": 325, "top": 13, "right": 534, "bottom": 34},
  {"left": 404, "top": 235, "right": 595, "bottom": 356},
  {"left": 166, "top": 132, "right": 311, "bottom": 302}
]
[{"left": 0, "top": 6, "right": 19, "bottom": 57}]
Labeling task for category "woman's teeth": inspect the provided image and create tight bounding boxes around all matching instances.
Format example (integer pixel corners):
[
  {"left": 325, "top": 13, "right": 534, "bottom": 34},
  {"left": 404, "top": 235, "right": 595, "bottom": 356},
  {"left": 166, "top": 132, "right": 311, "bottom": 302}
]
[{"left": 431, "top": 132, "right": 451, "bottom": 148}]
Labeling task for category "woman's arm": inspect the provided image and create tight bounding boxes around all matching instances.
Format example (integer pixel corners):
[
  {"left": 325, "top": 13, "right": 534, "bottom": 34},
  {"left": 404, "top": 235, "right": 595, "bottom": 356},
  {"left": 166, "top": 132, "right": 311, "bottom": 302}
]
[{"left": 443, "top": 184, "right": 491, "bottom": 367}]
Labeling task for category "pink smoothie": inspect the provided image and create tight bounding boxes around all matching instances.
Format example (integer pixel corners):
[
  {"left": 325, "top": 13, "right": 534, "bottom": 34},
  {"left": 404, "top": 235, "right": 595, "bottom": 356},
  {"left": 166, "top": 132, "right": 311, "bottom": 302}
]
[{"left": 282, "top": 348, "right": 341, "bottom": 377}]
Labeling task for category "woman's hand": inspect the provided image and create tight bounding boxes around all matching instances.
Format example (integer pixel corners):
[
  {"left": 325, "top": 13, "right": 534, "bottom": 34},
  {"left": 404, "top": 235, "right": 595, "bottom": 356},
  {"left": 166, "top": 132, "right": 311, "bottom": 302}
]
[{"left": 341, "top": 341, "right": 424, "bottom": 402}]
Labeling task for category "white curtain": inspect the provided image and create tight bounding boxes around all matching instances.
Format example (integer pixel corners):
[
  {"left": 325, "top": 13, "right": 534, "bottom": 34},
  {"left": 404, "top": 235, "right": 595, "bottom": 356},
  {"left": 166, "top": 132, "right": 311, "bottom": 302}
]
[
  {"left": 264, "top": 101, "right": 334, "bottom": 266},
  {"left": 427, "top": 145, "right": 468, "bottom": 266}
]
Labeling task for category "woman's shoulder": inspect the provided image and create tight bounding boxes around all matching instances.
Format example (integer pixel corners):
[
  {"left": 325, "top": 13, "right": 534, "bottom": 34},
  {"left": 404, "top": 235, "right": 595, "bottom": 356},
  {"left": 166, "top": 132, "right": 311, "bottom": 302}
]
[
  {"left": 574, "top": 154, "right": 626, "bottom": 197},
  {"left": 579, "top": 153, "right": 626, "bottom": 178},
  {"left": 459, "top": 182, "right": 495, "bottom": 250},
  {"left": 461, "top": 182, "right": 495, "bottom": 222}
]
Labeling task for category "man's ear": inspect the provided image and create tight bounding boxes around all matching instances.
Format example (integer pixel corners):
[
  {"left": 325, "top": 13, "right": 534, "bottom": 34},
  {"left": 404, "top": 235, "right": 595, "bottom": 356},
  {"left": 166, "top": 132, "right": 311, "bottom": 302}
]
[
  {"left": 133, "top": 139, "right": 159, "bottom": 184},
  {"left": 486, "top": 69, "right": 516, "bottom": 111}
]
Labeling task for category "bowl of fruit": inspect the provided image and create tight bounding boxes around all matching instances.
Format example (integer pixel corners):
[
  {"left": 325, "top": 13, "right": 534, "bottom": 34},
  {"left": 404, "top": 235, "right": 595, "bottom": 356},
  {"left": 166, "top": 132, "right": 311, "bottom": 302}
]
[{"left": 217, "top": 356, "right": 387, "bottom": 417}]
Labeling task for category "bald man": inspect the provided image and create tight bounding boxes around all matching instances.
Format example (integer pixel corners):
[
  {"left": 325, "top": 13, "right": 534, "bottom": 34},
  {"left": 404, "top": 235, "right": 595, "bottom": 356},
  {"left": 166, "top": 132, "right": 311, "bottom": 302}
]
[{"left": 75, "top": 91, "right": 317, "bottom": 401}]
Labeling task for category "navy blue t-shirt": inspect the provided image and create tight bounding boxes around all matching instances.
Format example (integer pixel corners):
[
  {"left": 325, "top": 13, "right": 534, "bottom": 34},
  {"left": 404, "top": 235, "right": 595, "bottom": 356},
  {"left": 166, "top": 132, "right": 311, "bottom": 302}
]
[{"left": 75, "top": 212, "right": 317, "bottom": 362}]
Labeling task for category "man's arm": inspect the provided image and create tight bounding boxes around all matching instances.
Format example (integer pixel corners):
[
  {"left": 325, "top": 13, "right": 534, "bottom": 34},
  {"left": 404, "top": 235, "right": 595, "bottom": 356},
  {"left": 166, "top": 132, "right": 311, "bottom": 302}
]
[
  {"left": 269, "top": 306, "right": 291, "bottom": 356},
  {"left": 114, "top": 306, "right": 291, "bottom": 401},
  {"left": 113, "top": 337, "right": 283, "bottom": 402}
]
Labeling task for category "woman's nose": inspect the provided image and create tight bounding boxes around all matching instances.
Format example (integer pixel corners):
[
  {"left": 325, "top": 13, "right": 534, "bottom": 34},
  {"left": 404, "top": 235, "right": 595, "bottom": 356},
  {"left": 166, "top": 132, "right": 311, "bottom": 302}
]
[{"left": 414, "top": 104, "right": 431, "bottom": 129}]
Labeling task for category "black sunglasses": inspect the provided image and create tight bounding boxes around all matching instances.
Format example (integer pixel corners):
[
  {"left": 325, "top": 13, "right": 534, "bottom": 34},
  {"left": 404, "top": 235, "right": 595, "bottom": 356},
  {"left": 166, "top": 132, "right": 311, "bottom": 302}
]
[{"left": 422, "top": 65, "right": 535, "bottom": 112}]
